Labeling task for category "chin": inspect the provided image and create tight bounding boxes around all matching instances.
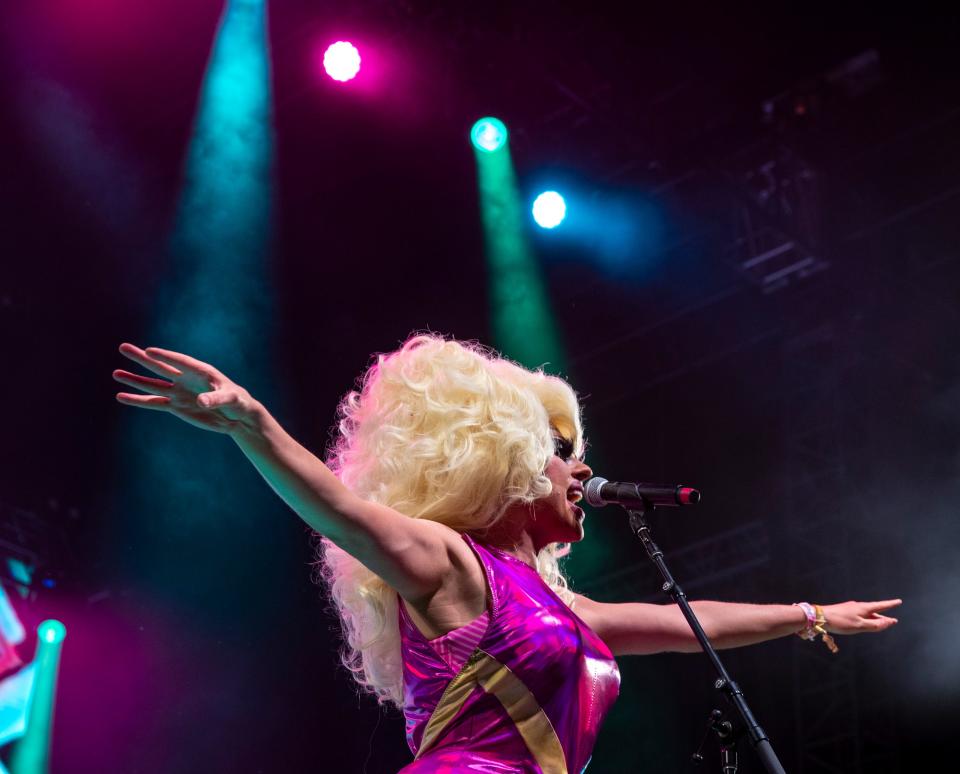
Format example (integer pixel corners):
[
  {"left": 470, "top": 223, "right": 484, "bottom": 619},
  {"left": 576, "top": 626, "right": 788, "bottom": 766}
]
[{"left": 564, "top": 517, "right": 586, "bottom": 544}]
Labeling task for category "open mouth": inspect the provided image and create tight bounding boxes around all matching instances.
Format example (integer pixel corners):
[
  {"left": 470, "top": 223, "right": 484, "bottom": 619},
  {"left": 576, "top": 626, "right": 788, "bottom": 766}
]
[
  {"left": 567, "top": 486, "right": 585, "bottom": 522},
  {"left": 565, "top": 485, "right": 585, "bottom": 523}
]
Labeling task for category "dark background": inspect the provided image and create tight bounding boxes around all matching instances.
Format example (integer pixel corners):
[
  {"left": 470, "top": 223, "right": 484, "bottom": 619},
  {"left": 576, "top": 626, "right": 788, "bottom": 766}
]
[{"left": 2, "top": 1, "right": 958, "bottom": 771}]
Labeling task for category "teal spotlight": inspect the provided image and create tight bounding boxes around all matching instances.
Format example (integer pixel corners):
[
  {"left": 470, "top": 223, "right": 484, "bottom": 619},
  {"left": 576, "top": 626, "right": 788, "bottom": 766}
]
[
  {"left": 471, "top": 117, "right": 508, "bottom": 153},
  {"left": 37, "top": 620, "right": 66, "bottom": 645},
  {"left": 532, "top": 191, "right": 567, "bottom": 229}
]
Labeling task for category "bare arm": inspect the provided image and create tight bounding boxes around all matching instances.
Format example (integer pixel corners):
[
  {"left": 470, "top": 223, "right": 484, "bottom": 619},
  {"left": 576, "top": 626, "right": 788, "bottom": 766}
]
[
  {"left": 113, "top": 343, "right": 468, "bottom": 603},
  {"left": 229, "top": 402, "right": 466, "bottom": 600},
  {"left": 573, "top": 594, "right": 901, "bottom": 656}
]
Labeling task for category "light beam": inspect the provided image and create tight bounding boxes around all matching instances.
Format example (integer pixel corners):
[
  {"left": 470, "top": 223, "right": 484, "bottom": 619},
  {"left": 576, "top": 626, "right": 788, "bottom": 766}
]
[
  {"left": 471, "top": 118, "right": 565, "bottom": 373},
  {"left": 8, "top": 621, "right": 67, "bottom": 774}
]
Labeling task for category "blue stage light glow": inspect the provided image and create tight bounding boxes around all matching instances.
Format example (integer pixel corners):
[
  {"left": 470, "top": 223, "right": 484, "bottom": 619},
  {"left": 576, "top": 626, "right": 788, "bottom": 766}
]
[{"left": 532, "top": 191, "right": 567, "bottom": 229}]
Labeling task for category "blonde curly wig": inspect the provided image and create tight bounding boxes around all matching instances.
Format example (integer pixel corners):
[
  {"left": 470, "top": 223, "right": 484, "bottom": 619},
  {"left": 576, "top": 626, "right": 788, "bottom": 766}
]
[{"left": 317, "top": 333, "right": 585, "bottom": 708}]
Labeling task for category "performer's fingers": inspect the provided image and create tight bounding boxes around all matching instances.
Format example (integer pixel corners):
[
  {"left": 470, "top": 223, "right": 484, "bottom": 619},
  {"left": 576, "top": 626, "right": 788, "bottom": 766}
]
[
  {"left": 867, "top": 599, "right": 902, "bottom": 613},
  {"left": 116, "top": 392, "right": 172, "bottom": 410},
  {"left": 144, "top": 346, "right": 217, "bottom": 378},
  {"left": 119, "top": 343, "right": 182, "bottom": 378},
  {"left": 197, "top": 390, "right": 239, "bottom": 409},
  {"left": 867, "top": 615, "right": 898, "bottom": 630},
  {"left": 112, "top": 369, "right": 174, "bottom": 394}
]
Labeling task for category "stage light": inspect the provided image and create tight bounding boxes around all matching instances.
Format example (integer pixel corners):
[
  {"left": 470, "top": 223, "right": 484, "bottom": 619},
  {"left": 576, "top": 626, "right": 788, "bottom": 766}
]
[
  {"left": 9, "top": 619, "right": 67, "bottom": 774},
  {"left": 473, "top": 122, "right": 566, "bottom": 375},
  {"left": 323, "top": 41, "right": 361, "bottom": 82},
  {"left": 125, "top": 0, "right": 280, "bottom": 629},
  {"left": 37, "top": 620, "right": 65, "bottom": 645},
  {"left": 471, "top": 117, "right": 508, "bottom": 153},
  {"left": 532, "top": 191, "right": 566, "bottom": 229}
]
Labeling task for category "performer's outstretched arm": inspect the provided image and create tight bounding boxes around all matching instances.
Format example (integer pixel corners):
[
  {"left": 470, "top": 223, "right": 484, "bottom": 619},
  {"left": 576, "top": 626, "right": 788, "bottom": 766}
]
[
  {"left": 573, "top": 594, "right": 901, "bottom": 656},
  {"left": 112, "top": 343, "right": 477, "bottom": 604}
]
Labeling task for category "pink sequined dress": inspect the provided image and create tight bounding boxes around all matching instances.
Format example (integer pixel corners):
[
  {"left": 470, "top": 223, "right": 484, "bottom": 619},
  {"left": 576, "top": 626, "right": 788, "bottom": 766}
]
[{"left": 398, "top": 534, "right": 620, "bottom": 773}]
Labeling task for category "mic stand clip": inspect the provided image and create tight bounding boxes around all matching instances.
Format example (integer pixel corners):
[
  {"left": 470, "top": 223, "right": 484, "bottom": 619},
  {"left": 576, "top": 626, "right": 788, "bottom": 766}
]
[{"left": 691, "top": 708, "right": 740, "bottom": 773}]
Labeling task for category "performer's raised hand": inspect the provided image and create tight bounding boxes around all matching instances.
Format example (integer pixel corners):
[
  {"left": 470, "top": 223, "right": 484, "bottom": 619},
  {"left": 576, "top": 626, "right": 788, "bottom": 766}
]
[
  {"left": 114, "top": 338, "right": 484, "bottom": 619},
  {"left": 113, "top": 343, "right": 261, "bottom": 435}
]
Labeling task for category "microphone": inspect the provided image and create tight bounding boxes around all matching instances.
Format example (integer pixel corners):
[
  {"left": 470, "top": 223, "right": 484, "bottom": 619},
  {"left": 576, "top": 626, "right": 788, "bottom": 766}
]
[{"left": 584, "top": 477, "right": 701, "bottom": 509}]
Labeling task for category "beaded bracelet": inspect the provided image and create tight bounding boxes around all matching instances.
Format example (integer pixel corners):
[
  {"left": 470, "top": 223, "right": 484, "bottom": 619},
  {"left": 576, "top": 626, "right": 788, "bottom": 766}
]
[{"left": 793, "top": 602, "right": 839, "bottom": 653}]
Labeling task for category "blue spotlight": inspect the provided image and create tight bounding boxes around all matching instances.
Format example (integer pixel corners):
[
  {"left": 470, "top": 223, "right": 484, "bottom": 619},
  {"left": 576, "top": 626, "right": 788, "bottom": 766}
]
[{"left": 532, "top": 191, "right": 566, "bottom": 229}]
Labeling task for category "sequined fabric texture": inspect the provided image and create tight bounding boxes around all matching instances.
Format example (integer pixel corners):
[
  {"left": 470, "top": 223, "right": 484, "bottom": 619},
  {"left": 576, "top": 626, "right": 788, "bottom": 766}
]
[{"left": 398, "top": 534, "right": 620, "bottom": 773}]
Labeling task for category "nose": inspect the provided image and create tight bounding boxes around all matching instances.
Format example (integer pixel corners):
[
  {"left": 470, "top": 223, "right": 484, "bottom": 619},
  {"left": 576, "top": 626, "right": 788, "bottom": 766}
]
[{"left": 571, "top": 459, "right": 592, "bottom": 481}]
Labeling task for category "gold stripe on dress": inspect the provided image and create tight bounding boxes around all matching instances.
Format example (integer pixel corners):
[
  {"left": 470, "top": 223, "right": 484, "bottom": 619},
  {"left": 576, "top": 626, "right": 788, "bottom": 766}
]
[
  {"left": 416, "top": 649, "right": 568, "bottom": 774},
  {"left": 416, "top": 651, "right": 485, "bottom": 758}
]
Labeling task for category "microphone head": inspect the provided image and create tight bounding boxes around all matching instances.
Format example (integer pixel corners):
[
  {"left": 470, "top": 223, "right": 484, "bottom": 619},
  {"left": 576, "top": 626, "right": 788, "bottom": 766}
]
[{"left": 584, "top": 477, "right": 609, "bottom": 507}]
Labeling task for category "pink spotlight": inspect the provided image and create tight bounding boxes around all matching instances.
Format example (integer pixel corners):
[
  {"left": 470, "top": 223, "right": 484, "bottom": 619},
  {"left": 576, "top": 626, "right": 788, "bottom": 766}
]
[{"left": 323, "top": 41, "right": 361, "bottom": 82}]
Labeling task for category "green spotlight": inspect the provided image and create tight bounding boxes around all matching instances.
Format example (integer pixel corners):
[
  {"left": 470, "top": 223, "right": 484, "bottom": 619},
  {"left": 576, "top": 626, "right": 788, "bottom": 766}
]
[
  {"left": 471, "top": 117, "right": 508, "bottom": 153},
  {"left": 162, "top": 0, "right": 275, "bottom": 358},
  {"left": 9, "top": 620, "right": 67, "bottom": 774},
  {"left": 473, "top": 130, "right": 565, "bottom": 374},
  {"left": 37, "top": 620, "right": 66, "bottom": 645},
  {"left": 114, "top": 0, "right": 280, "bottom": 611}
]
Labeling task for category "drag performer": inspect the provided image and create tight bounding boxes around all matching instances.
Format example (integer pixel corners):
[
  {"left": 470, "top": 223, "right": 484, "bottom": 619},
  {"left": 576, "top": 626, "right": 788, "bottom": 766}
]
[{"left": 113, "top": 334, "right": 900, "bottom": 772}]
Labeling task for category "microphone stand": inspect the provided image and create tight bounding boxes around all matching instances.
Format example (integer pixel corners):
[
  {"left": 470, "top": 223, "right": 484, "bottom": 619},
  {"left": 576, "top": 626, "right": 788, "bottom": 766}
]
[{"left": 623, "top": 502, "right": 787, "bottom": 774}]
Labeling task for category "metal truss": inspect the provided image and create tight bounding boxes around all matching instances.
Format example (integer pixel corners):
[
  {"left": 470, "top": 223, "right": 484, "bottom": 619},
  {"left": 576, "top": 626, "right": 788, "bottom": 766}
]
[
  {"left": 578, "top": 520, "right": 769, "bottom": 602},
  {"left": 780, "top": 321, "right": 899, "bottom": 772},
  {"left": 0, "top": 501, "right": 74, "bottom": 598},
  {"left": 723, "top": 143, "right": 829, "bottom": 293},
  {"left": 782, "top": 323, "right": 858, "bottom": 773}
]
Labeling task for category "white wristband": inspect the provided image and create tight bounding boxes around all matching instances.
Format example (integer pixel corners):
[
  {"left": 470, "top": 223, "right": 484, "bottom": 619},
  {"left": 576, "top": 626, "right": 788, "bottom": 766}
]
[{"left": 794, "top": 602, "right": 817, "bottom": 640}]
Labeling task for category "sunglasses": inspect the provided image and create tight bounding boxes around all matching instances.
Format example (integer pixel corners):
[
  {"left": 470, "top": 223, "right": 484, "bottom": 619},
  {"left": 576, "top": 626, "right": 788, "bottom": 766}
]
[{"left": 552, "top": 435, "right": 583, "bottom": 464}]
